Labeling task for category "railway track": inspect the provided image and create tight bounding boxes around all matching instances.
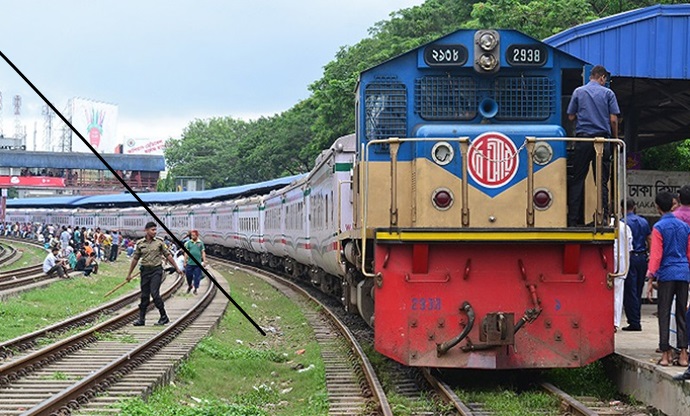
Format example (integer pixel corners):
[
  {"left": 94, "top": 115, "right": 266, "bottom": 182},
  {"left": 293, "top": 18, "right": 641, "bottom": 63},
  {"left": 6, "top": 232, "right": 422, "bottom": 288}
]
[
  {"left": 213, "top": 258, "right": 392, "bottom": 416},
  {"left": 213, "top": 256, "right": 652, "bottom": 416},
  {"left": 0, "top": 242, "right": 20, "bottom": 267},
  {"left": 0, "top": 267, "right": 230, "bottom": 415},
  {"left": 0, "top": 270, "right": 176, "bottom": 362},
  {"left": 0, "top": 265, "right": 58, "bottom": 296}
]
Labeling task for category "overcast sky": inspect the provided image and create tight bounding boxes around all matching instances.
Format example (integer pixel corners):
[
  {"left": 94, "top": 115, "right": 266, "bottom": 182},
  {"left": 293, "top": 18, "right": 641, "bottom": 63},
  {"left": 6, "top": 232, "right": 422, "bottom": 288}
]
[{"left": 0, "top": 0, "right": 426, "bottom": 150}]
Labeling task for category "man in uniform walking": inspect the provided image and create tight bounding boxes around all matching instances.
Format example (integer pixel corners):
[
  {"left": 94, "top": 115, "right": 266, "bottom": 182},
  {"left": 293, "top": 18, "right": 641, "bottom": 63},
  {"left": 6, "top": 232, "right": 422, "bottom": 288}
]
[{"left": 126, "top": 221, "right": 183, "bottom": 326}]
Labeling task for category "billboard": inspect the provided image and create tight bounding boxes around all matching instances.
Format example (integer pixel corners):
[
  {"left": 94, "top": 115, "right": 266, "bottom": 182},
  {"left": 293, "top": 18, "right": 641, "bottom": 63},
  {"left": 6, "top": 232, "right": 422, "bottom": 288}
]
[
  {"left": 70, "top": 98, "right": 119, "bottom": 153},
  {"left": 0, "top": 176, "right": 65, "bottom": 187},
  {"left": 124, "top": 138, "right": 167, "bottom": 155}
]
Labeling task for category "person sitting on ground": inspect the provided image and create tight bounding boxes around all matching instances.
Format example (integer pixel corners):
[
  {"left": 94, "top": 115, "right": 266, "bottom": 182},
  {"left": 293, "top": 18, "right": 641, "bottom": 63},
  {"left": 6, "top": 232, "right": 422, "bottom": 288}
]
[
  {"left": 83, "top": 252, "right": 99, "bottom": 276},
  {"left": 76, "top": 251, "right": 99, "bottom": 276},
  {"left": 43, "top": 247, "right": 67, "bottom": 278},
  {"left": 84, "top": 241, "right": 94, "bottom": 257},
  {"left": 66, "top": 246, "right": 77, "bottom": 269},
  {"left": 126, "top": 239, "right": 135, "bottom": 258}
]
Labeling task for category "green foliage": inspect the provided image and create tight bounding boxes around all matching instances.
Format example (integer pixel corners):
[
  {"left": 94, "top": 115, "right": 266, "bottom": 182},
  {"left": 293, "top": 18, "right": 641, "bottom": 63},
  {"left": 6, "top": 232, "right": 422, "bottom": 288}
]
[
  {"left": 119, "top": 390, "right": 268, "bottom": 416},
  {"left": 0, "top": 257, "right": 137, "bottom": 342},
  {"left": 165, "top": 117, "right": 249, "bottom": 188},
  {"left": 467, "top": 0, "right": 599, "bottom": 39},
  {"left": 640, "top": 139, "right": 690, "bottom": 171},
  {"left": 195, "top": 338, "right": 287, "bottom": 363},
  {"left": 157, "top": 173, "right": 175, "bottom": 192},
  {"left": 547, "top": 360, "right": 618, "bottom": 399}
]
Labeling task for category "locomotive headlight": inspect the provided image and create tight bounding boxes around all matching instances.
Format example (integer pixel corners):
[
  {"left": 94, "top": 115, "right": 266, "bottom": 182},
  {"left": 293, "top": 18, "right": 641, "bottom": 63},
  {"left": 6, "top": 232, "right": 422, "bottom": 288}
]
[
  {"left": 478, "top": 53, "right": 498, "bottom": 71},
  {"left": 431, "top": 142, "right": 454, "bottom": 166},
  {"left": 532, "top": 142, "right": 553, "bottom": 165},
  {"left": 473, "top": 30, "right": 500, "bottom": 73},
  {"left": 432, "top": 188, "right": 454, "bottom": 210},
  {"left": 533, "top": 188, "right": 553, "bottom": 210},
  {"left": 478, "top": 32, "right": 498, "bottom": 51}
]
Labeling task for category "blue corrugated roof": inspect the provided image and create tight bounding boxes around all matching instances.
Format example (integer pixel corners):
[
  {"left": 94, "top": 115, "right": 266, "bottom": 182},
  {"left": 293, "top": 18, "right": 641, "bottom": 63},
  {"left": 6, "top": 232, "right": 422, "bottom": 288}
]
[
  {"left": 6, "top": 173, "right": 307, "bottom": 208},
  {"left": 544, "top": 4, "right": 690, "bottom": 79},
  {"left": 5, "top": 195, "right": 89, "bottom": 208},
  {"left": 0, "top": 151, "right": 166, "bottom": 171}
]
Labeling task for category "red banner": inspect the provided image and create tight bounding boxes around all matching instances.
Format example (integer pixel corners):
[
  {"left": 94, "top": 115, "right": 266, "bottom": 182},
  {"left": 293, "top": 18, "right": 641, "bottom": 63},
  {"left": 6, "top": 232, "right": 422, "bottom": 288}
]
[
  {"left": 0, "top": 176, "right": 66, "bottom": 187},
  {"left": 1, "top": 189, "right": 6, "bottom": 222}
]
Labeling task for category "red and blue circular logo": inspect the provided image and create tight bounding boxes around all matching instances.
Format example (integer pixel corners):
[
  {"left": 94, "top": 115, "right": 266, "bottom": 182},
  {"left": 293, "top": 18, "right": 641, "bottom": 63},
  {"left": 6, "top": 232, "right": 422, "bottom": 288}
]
[{"left": 468, "top": 132, "right": 519, "bottom": 188}]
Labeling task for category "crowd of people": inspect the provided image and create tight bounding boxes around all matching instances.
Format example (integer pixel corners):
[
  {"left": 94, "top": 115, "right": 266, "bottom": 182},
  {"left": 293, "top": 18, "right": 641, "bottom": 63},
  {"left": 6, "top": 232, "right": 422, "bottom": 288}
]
[
  {"left": 614, "top": 188, "right": 690, "bottom": 381},
  {"left": 4, "top": 221, "right": 208, "bottom": 328}
]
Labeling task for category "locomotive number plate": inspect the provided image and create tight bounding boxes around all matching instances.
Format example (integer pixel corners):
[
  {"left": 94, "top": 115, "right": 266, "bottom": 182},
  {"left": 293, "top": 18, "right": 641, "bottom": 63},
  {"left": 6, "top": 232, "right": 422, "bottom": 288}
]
[
  {"left": 411, "top": 297, "right": 442, "bottom": 311},
  {"left": 506, "top": 44, "right": 547, "bottom": 66},
  {"left": 423, "top": 44, "right": 468, "bottom": 66}
]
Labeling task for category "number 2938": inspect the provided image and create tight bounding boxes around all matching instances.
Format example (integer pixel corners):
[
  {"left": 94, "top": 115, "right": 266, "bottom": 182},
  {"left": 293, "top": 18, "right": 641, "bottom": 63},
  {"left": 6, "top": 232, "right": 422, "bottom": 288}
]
[{"left": 411, "top": 297, "right": 442, "bottom": 311}]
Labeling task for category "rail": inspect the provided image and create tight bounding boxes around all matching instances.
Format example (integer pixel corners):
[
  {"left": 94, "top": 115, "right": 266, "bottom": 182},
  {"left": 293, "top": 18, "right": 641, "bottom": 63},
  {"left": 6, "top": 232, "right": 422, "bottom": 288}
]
[{"left": 212, "top": 256, "right": 393, "bottom": 416}]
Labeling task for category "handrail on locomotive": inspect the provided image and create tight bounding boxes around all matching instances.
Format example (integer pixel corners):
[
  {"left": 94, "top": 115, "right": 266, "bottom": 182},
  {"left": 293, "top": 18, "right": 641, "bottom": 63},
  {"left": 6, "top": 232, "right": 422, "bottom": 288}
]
[{"left": 358, "top": 135, "right": 628, "bottom": 279}]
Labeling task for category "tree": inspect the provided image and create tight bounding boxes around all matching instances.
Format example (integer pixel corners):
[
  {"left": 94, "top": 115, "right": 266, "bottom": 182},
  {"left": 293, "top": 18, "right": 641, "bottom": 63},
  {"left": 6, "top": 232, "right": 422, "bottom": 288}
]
[
  {"left": 309, "top": 0, "right": 476, "bottom": 151},
  {"left": 641, "top": 140, "right": 690, "bottom": 171},
  {"left": 164, "top": 117, "right": 248, "bottom": 188},
  {"left": 466, "top": 0, "right": 599, "bottom": 39}
]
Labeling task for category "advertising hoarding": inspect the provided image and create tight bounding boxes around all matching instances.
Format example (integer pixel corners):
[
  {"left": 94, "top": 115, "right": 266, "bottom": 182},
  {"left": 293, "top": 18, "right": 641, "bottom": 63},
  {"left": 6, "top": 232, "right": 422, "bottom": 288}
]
[
  {"left": 124, "top": 138, "right": 167, "bottom": 155},
  {"left": 70, "top": 98, "right": 119, "bottom": 153}
]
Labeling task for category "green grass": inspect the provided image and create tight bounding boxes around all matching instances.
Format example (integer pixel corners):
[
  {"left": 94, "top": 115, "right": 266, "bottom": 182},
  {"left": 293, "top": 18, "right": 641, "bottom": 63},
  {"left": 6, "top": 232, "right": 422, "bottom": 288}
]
[
  {"left": 118, "top": 265, "right": 329, "bottom": 416},
  {"left": 546, "top": 360, "right": 618, "bottom": 399},
  {"left": 446, "top": 361, "right": 619, "bottom": 415},
  {"left": 0, "top": 240, "right": 47, "bottom": 271},
  {"left": 455, "top": 389, "right": 559, "bottom": 416},
  {"left": 0, "top": 257, "right": 138, "bottom": 342}
]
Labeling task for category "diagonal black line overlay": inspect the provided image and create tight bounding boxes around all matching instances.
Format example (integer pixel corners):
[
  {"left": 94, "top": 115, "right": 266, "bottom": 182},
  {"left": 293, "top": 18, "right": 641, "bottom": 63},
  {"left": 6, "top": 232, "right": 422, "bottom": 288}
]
[{"left": 0, "top": 51, "right": 266, "bottom": 336}]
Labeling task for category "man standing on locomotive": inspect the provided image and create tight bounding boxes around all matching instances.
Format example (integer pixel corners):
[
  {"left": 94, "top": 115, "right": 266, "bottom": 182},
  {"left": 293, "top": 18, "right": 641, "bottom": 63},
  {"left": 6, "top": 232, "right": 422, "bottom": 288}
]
[
  {"left": 566, "top": 65, "right": 620, "bottom": 226},
  {"left": 126, "top": 221, "right": 183, "bottom": 326}
]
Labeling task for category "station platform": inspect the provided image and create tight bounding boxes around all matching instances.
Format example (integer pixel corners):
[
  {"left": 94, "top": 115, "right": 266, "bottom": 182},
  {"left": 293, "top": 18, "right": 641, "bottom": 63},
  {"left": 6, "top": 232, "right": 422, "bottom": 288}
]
[{"left": 613, "top": 304, "right": 690, "bottom": 416}]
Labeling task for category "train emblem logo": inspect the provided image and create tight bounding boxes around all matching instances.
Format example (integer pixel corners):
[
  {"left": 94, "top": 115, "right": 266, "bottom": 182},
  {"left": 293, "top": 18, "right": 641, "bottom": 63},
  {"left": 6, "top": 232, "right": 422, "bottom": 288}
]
[{"left": 468, "top": 132, "right": 519, "bottom": 188}]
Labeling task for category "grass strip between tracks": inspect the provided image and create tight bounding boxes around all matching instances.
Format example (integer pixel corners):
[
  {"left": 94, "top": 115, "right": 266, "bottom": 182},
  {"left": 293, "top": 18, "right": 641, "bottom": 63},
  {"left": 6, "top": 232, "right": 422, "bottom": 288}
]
[
  {"left": 0, "top": 241, "right": 47, "bottom": 271},
  {"left": 0, "top": 257, "right": 138, "bottom": 342},
  {"left": 118, "top": 264, "right": 328, "bottom": 416}
]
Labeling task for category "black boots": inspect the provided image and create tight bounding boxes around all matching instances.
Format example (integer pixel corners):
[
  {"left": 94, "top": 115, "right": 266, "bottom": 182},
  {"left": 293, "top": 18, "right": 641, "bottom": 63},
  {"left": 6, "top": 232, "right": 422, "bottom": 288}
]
[
  {"left": 133, "top": 307, "right": 169, "bottom": 326},
  {"left": 155, "top": 307, "right": 170, "bottom": 326},
  {"left": 155, "top": 315, "right": 170, "bottom": 326},
  {"left": 132, "top": 308, "right": 146, "bottom": 326}
]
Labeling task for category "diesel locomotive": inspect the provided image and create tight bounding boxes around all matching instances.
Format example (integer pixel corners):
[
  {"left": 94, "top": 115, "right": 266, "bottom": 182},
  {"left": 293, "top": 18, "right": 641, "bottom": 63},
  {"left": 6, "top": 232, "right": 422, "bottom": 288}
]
[{"left": 6, "top": 28, "right": 625, "bottom": 369}]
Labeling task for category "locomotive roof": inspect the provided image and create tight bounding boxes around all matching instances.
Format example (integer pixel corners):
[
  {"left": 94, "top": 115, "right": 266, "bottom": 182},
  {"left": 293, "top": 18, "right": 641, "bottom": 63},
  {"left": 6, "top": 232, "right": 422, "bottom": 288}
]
[
  {"left": 6, "top": 173, "right": 307, "bottom": 209},
  {"left": 357, "top": 28, "right": 587, "bottom": 78}
]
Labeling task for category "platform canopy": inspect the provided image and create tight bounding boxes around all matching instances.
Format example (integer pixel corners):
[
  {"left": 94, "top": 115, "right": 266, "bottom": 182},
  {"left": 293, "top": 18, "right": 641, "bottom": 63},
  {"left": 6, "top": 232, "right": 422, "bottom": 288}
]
[
  {"left": 0, "top": 150, "right": 165, "bottom": 172},
  {"left": 6, "top": 174, "right": 306, "bottom": 209},
  {"left": 545, "top": 4, "right": 690, "bottom": 150}
]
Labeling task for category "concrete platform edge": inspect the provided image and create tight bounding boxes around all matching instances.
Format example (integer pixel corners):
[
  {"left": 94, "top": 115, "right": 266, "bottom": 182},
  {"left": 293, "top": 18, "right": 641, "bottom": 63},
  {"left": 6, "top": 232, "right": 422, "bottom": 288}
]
[{"left": 610, "top": 352, "right": 690, "bottom": 416}]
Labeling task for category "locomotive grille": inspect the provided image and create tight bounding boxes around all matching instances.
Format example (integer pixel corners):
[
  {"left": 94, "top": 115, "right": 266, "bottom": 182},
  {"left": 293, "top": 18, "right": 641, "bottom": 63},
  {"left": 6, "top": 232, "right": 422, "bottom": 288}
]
[
  {"left": 415, "top": 76, "right": 477, "bottom": 120},
  {"left": 494, "top": 76, "right": 554, "bottom": 120},
  {"left": 364, "top": 80, "right": 407, "bottom": 146}
]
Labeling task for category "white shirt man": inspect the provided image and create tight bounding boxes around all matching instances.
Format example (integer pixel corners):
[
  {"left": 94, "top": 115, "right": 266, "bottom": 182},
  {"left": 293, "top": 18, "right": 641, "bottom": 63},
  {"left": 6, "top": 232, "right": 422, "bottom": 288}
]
[{"left": 43, "top": 248, "right": 66, "bottom": 278}]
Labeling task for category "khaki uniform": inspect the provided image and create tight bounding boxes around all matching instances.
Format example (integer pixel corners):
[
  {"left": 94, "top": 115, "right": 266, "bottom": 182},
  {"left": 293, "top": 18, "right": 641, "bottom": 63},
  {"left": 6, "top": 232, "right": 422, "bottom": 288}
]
[
  {"left": 134, "top": 236, "right": 169, "bottom": 322},
  {"left": 135, "top": 236, "right": 168, "bottom": 267}
]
